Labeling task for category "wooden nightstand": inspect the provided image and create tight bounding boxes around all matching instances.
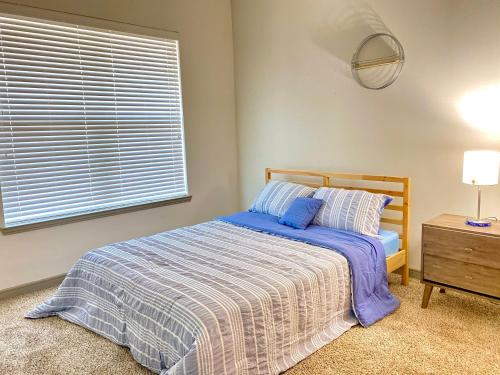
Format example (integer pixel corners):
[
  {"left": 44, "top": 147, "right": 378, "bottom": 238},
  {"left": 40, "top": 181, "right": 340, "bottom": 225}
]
[{"left": 421, "top": 214, "right": 500, "bottom": 308}]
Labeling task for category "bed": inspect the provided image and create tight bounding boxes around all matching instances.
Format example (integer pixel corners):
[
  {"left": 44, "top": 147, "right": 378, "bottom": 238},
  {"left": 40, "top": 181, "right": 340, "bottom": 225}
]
[{"left": 26, "top": 168, "right": 411, "bottom": 375}]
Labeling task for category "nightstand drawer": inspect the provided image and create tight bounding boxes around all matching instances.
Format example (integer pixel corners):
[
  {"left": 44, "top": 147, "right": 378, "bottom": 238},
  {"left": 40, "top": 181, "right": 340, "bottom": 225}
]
[
  {"left": 422, "top": 226, "right": 500, "bottom": 269},
  {"left": 424, "top": 254, "right": 500, "bottom": 297}
]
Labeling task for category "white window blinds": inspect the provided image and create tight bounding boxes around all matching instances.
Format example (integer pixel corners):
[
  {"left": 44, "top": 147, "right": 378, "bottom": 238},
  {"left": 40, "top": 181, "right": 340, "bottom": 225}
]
[{"left": 0, "top": 14, "right": 188, "bottom": 228}]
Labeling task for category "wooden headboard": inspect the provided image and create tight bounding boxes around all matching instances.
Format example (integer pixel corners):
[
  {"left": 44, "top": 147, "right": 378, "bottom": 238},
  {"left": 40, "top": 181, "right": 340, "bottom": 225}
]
[{"left": 265, "top": 168, "right": 411, "bottom": 284}]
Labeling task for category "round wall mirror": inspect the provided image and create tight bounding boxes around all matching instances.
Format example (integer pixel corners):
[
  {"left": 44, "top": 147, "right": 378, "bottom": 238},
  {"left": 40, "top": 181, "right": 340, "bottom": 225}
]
[{"left": 351, "top": 33, "right": 405, "bottom": 90}]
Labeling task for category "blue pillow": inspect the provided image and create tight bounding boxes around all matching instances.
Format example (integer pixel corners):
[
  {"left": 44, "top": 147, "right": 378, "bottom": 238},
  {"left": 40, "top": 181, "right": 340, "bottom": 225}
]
[{"left": 279, "top": 197, "right": 324, "bottom": 229}]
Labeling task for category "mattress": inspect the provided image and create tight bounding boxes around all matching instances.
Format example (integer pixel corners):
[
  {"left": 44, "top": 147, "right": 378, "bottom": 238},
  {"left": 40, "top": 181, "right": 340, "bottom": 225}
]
[{"left": 379, "top": 229, "right": 400, "bottom": 256}]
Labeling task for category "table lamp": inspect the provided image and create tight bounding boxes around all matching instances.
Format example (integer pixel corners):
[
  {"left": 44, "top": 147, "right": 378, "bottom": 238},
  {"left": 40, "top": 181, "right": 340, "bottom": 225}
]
[{"left": 462, "top": 150, "right": 500, "bottom": 227}]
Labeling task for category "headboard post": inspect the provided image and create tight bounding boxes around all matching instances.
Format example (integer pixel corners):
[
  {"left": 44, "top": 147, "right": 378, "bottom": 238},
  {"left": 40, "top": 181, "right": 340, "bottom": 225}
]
[
  {"left": 265, "top": 168, "right": 271, "bottom": 183},
  {"left": 322, "top": 176, "right": 330, "bottom": 187},
  {"left": 401, "top": 177, "right": 411, "bottom": 285}
]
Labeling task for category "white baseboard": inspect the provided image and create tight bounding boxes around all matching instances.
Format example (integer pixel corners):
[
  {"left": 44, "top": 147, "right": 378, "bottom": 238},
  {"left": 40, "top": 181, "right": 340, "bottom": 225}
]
[
  {"left": 0, "top": 273, "right": 66, "bottom": 300},
  {"left": 409, "top": 269, "right": 421, "bottom": 280}
]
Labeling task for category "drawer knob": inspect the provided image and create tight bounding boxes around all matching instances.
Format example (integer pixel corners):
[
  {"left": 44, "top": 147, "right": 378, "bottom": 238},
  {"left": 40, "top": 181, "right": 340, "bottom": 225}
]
[
  {"left": 465, "top": 275, "right": 473, "bottom": 280},
  {"left": 463, "top": 247, "right": 473, "bottom": 253}
]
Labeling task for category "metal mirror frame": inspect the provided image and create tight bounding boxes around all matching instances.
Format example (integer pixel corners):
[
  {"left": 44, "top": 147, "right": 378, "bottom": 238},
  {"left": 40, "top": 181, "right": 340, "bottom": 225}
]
[{"left": 351, "top": 32, "right": 405, "bottom": 90}]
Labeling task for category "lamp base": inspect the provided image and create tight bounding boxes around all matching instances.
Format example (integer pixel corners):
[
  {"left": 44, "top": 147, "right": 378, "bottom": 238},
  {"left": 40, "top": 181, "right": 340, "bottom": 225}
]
[{"left": 465, "top": 218, "right": 492, "bottom": 227}]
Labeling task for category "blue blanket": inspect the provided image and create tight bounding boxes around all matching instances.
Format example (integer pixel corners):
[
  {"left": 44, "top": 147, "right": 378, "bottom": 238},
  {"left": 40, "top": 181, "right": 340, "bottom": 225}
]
[{"left": 219, "top": 211, "right": 399, "bottom": 326}]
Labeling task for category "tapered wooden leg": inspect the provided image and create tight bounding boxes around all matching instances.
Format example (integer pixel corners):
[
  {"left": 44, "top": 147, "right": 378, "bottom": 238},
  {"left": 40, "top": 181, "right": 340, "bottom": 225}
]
[
  {"left": 401, "top": 263, "right": 409, "bottom": 286},
  {"left": 421, "top": 284, "right": 434, "bottom": 308},
  {"left": 439, "top": 288, "right": 446, "bottom": 294}
]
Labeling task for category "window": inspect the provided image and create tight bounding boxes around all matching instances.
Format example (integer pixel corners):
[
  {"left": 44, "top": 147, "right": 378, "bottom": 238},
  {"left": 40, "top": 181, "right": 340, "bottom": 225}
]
[{"left": 0, "top": 14, "right": 188, "bottom": 229}]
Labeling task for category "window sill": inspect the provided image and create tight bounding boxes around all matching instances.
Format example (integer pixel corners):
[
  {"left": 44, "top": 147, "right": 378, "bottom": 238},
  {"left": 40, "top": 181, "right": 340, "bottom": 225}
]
[{"left": 1, "top": 195, "right": 192, "bottom": 235}]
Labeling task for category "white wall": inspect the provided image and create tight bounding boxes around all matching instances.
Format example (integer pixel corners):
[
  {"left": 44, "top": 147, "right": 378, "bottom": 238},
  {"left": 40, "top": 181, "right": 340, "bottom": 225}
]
[
  {"left": 0, "top": 0, "right": 239, "bottom": 290},
  {"left": 232, "top": 0, "right": 500, "bottom": 271}
]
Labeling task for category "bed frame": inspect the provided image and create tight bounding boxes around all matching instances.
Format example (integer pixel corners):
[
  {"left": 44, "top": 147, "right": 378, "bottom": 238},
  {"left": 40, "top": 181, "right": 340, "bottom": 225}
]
[{"left": 265, "top": 168, "right": 411, "bottom": 285}]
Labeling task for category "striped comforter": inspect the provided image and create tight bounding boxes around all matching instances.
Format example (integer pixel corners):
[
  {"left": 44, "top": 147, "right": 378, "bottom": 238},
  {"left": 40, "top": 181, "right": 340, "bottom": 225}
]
[{"left": 27, "top": 220, "right": 357, "bottom": 374}]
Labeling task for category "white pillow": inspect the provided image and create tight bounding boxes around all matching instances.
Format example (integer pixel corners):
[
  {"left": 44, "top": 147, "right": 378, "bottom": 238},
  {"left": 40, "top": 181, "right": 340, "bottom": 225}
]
[
  {"left": 312, "top": 187, "right": 392, "bottom": 236},
  {"left": 249, "top": 181, "right": 316, "bottom": 217}
]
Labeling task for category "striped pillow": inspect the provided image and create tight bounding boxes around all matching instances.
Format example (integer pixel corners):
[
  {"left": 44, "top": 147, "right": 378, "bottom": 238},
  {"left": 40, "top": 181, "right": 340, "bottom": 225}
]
[
  {"left": 249, "top": 181, "right": 316, "bottom": 217},
  {"left": 312, "top": 187, "right": 392, "bottom": 237}
]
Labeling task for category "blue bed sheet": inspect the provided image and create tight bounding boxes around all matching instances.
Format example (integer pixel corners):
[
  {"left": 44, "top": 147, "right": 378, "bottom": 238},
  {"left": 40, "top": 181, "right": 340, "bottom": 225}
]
[{"left": 379, "top": 229, "right": 400, "bottom": 256}]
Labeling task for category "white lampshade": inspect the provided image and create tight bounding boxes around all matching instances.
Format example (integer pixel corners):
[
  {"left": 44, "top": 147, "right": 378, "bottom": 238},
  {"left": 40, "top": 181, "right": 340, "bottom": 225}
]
[{"left": 462, "top": 150, "right": 500, "bottom": 186}]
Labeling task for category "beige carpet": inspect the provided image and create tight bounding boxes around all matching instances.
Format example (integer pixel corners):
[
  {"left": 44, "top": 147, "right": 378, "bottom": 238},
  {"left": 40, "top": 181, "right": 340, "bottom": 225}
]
[{"left": 0, "top": 275, "right": 499, "bottom": 375}]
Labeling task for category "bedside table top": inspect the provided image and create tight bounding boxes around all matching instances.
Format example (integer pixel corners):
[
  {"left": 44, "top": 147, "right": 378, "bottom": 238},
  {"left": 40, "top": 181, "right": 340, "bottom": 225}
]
[{"left": 423, "top": 214, "right": 500, "bottom": 238}]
